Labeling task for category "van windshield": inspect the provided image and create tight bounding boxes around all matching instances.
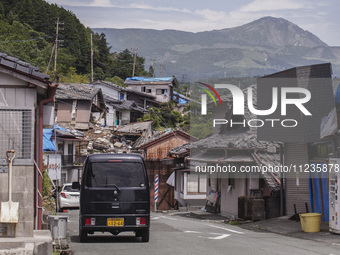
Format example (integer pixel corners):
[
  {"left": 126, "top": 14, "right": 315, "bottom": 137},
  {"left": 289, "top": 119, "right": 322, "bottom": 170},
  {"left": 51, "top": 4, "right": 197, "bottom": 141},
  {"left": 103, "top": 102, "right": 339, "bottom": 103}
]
[{"left": 85, "top": 162, "right": 146, "bottom": 188}]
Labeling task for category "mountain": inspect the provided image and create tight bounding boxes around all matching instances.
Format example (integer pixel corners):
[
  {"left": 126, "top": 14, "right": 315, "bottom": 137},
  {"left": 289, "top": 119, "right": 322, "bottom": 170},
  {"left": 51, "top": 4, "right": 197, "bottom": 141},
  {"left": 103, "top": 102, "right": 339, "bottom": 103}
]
[{"left": 93, "top": 17, "right": 340, "bottom": 79}]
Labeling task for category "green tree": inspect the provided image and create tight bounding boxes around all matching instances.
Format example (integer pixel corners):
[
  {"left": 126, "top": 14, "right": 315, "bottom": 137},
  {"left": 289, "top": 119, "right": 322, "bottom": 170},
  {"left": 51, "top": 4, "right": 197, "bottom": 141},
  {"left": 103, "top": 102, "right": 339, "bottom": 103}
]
[{"left": 104, "top": 76, "right": 125, "bottom": 87}]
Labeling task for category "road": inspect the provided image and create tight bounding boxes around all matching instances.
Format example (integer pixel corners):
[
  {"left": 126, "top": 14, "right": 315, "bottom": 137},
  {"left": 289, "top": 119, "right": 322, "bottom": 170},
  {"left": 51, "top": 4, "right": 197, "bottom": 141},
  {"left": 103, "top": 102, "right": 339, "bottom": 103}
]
[{"left": 65, "top": 209, "right": 339, "bottom": 255}]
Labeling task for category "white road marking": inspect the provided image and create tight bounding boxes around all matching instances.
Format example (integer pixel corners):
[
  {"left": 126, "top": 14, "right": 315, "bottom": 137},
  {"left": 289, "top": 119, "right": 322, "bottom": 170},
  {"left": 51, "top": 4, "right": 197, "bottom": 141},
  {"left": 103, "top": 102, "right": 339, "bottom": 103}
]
[
  {"left": 160, "top": 216, "right": 177, "bottom": 220},
  {"left": 208, "top": 224, "right": 244, "bottom": 234},
  {"left": 151, "top": 217, "right": 160, "bottom": 220},
  {"left": 184, "top": 231, "right": 231, "bottom": 240},
  {"left": 207, "top": 234, "right": 230, "bottom": 240}
]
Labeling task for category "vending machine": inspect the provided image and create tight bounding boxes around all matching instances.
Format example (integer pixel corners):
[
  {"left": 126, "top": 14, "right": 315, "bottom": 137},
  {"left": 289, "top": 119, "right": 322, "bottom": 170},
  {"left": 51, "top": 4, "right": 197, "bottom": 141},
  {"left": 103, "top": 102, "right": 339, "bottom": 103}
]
[{"left": 329, "top": 158, "right": 340, "bottom": 234}]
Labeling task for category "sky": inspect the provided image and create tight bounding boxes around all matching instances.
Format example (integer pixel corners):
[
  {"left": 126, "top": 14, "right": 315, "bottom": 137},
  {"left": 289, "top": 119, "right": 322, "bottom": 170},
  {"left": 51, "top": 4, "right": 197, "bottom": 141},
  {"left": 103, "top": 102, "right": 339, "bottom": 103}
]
[{"left": 45, "top": 0, "right": 340, "bottom": 46}]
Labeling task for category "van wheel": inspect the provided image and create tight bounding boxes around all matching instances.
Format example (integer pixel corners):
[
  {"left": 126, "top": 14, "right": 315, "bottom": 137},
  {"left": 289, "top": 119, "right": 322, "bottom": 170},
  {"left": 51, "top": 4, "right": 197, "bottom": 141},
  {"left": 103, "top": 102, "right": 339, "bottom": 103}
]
[
  {"left": 79, "top": 230, "right": 88, "bottom": 242},
  {"left": 141, "top": 230, "right": 149, "bottom": 242}
]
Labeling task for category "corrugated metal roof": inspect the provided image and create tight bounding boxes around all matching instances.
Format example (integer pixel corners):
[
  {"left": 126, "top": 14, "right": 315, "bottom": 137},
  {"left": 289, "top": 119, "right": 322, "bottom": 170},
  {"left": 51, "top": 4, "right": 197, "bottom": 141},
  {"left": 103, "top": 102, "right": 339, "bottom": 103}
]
[{"left": 0, "top": 52, "right": 49, "bottom": 81}]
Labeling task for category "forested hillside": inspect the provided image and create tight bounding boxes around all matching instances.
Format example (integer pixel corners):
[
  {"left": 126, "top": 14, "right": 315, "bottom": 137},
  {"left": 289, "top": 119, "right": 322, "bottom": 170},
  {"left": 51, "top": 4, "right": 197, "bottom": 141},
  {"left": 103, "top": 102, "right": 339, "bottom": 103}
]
[{"left": 0, "top": 0, "right": 149, "bottom": 83}]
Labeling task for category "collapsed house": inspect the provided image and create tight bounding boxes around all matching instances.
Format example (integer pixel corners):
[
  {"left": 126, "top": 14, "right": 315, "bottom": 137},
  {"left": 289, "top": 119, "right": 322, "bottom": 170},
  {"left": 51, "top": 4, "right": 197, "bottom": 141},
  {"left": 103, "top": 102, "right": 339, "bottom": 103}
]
[
  {"left": 55, "top": 83, "right": 106, "bottom": 130},
  {"left": 168, "top": 85, "right": 282, "bottom": 219},
  {"left": 109, "top": 100, "right": 147, "bottom": 126},
  {"left": 43, "top": 125, "right": 88, "bottom": 184}
]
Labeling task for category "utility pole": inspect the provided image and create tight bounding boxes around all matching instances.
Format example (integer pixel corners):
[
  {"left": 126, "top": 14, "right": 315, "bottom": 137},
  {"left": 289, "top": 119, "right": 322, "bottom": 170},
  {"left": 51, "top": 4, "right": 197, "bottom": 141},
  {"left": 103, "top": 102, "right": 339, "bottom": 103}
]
[
  {"left": 151, "top": 58, "right": 156, "bottom": 77},
  {"left": 90, "top": 32, "right": 94, "bottom": 83},
  {"left": 45, "top": 44, "right": 55, "bottom": 74},
  {"left": 160, "top": 64, "right": 165, "bottom": 78},
  {"left": 53, "top": 18, "right": 64, "bottom": 76},
  {"left": 132, "top": 48, "right": 137, "bottom": 77}
]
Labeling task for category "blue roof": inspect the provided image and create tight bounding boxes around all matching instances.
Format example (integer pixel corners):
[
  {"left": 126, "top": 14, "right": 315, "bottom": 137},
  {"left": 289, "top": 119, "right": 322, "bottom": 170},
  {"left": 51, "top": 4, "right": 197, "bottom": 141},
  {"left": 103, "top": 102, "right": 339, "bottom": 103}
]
[
  {"left": 43, "top": 125, "right": 67, "bottom": 152},
  {"left": 173, "top": 91, "right": 188, "bottom": 104},
  {"left": 125, "top": 77, "right": 173, "bottom": 82}
]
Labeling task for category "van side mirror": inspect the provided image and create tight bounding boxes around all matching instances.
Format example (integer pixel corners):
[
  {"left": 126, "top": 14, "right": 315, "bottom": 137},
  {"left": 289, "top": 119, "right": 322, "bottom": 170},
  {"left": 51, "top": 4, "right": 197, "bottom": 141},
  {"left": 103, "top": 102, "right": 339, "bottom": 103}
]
[{"left": 72, "top": 182, "right": 80, "bottom": 190}]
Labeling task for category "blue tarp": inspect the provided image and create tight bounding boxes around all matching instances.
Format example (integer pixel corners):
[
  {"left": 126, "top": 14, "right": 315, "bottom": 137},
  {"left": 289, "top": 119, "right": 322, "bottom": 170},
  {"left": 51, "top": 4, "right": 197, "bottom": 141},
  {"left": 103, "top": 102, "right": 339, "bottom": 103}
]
[
  {"left": 125, "top": 77, "right": 173, "bottom": 82},
  {"left": 43, "top": 125, "right": 67, "bottom": 152},
  {"left": 173, "top": 91, "right": 188, "bottom": 104},
  {"left": 309, "top": 163, "right": 329, "bottom": 222}
]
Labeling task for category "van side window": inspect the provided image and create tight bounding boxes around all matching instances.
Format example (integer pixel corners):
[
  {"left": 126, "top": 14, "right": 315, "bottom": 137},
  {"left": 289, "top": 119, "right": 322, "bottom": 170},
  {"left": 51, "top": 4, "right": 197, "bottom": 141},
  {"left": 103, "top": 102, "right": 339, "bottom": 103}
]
[{"left": 85, "top": 162, "right": 146, "bottom": 188}]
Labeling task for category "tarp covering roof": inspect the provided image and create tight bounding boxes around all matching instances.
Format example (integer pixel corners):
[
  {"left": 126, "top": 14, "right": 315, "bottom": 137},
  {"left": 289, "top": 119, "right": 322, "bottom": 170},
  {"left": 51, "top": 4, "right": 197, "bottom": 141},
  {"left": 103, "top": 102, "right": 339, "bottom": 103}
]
[
  {"left": 173, "top": 91, "right": 188, "bottom": 104},
  {"left": 125, "top": 77, "right": 173, "bottom": 82},
  {"left": 43, "top": 125, "right": 67, "bottom": 152}
]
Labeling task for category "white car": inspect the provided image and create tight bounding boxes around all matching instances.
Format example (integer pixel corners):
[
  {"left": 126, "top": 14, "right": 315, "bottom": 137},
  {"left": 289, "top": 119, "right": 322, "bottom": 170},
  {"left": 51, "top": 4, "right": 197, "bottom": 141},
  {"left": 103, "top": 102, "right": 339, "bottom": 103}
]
[{"left": 58, "top": 183, "right": 80, "bottom": 211}]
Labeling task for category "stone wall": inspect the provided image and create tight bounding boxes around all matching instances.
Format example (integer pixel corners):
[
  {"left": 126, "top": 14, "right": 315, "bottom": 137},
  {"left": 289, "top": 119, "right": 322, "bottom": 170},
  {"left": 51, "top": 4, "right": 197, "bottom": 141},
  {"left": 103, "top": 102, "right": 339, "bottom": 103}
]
[{"left": 0, "top": 165, "right": 34, "bottom": 237}]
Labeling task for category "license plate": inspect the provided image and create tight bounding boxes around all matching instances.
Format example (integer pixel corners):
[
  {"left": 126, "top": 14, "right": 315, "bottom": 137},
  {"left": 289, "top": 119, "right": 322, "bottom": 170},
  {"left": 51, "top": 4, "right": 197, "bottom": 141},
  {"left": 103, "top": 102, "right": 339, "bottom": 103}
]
[{"left": 107, "top": 218, "right": 124, "bottom": 227}]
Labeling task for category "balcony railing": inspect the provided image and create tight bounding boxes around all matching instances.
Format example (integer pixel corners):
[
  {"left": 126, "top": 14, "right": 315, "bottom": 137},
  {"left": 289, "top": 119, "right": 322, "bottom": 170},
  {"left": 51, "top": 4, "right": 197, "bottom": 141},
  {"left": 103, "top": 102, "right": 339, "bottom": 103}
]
[{"left": 61, "top": 154, "right": 87, "bottom": 166}]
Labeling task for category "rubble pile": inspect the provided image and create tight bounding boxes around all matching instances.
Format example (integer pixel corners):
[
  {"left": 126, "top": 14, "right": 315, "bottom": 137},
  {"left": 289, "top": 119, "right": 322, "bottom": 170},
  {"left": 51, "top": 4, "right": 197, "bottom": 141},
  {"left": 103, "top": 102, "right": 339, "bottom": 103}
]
[{"left": 82, "top": 125, "right": 133, "bottom": 154}]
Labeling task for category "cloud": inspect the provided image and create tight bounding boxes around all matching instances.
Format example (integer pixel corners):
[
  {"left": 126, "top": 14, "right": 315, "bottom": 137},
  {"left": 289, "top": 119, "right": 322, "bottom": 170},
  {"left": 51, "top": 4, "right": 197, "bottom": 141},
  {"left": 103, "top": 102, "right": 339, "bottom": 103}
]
[
  {"left": 45, "top": 0, "right": 339, "bottom": 45},
  {"left": 239, "top": 0, "right": 305, "bottom": 12}
]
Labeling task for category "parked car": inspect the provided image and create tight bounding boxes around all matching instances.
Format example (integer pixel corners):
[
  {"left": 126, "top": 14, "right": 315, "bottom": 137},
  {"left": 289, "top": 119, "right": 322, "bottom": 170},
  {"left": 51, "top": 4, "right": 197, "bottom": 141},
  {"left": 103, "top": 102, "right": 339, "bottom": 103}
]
[
  {"left": 74, "top": 153, "right": 150, "bottom": 242},
  {"left": 58, "top": 183, "right": 80, "bottom": 211}
]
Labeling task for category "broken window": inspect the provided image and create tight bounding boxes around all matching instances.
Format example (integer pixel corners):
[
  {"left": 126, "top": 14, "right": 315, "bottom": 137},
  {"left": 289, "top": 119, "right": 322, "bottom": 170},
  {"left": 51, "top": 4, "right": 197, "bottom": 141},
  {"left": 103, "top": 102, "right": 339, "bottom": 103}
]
[{"left": 156, "top": 89, "right": 168, "bottom": 95}]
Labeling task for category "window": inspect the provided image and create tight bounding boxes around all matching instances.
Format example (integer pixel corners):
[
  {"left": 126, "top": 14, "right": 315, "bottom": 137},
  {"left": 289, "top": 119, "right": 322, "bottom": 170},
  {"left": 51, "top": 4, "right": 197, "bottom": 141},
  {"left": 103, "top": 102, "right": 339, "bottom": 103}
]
[
  {"left": 120, "top": 93, "right": 125, "bottom": 100},
  {"left": 68, "top": 144, "right": 73, "bottom": 155},
  {"left": 156, "top": 89, "right": 167, "bottom": 95},
  {"left": 85, "top": 162, "right": 146, "bottom": 188},
  {"left": 141, "top": 87, "right": 146, "bottom": 92},
  {"left": 146, "top": 89, "right": 152, "bottom": 93},
  {"left": 187, "top": 172, "right": 207, "bottom": 193},
  {"left": 0, "top": 107, "right": 34, "bottom": 164}
]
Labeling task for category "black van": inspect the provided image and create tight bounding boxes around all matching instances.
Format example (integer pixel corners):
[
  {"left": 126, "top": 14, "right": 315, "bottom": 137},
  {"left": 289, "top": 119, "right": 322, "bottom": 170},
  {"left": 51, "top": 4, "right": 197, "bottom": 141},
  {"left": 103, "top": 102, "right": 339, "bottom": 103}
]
[{"left": 73, "top": 153, "right": 150, "bottom": 242}]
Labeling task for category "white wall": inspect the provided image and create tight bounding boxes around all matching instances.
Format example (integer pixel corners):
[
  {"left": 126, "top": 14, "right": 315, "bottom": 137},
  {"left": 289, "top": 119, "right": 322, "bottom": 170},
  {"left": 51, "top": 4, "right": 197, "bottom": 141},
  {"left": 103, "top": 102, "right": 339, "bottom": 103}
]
[
  {"left": 174, "top": 171, "right": 206, "bottom": 207},
  {"left": 127, "top": 84, "right": 171, "bottom": 102},
  {"left": 220, "top": 177, "right": 247, "bottom": 217}
]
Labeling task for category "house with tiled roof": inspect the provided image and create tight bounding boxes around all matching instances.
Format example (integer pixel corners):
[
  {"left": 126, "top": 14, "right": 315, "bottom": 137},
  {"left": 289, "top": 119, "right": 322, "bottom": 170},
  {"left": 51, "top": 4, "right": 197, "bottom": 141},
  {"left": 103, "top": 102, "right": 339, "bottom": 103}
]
[
  {"left": 55, "top": 83, "right": 106, "bottom": 130},
  {"left": 133, "top": 129, "right": 196, "bottom": 211},
  {"left": 168, "top": 84, "right": 282, "bottom": 219},
  {"left": 0, "top": 52, "right": 54, "bottom": 236},
  {"left": 91, "top": 80, "right": 160, "bottom": 126}
]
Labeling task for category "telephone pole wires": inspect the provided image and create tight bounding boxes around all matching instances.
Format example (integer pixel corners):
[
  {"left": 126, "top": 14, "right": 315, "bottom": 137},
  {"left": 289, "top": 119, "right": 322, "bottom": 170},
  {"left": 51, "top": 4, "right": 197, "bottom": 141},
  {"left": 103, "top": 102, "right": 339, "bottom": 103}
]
[{"left": 53, "top": 17, "right": 64, "bottom": 76}]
